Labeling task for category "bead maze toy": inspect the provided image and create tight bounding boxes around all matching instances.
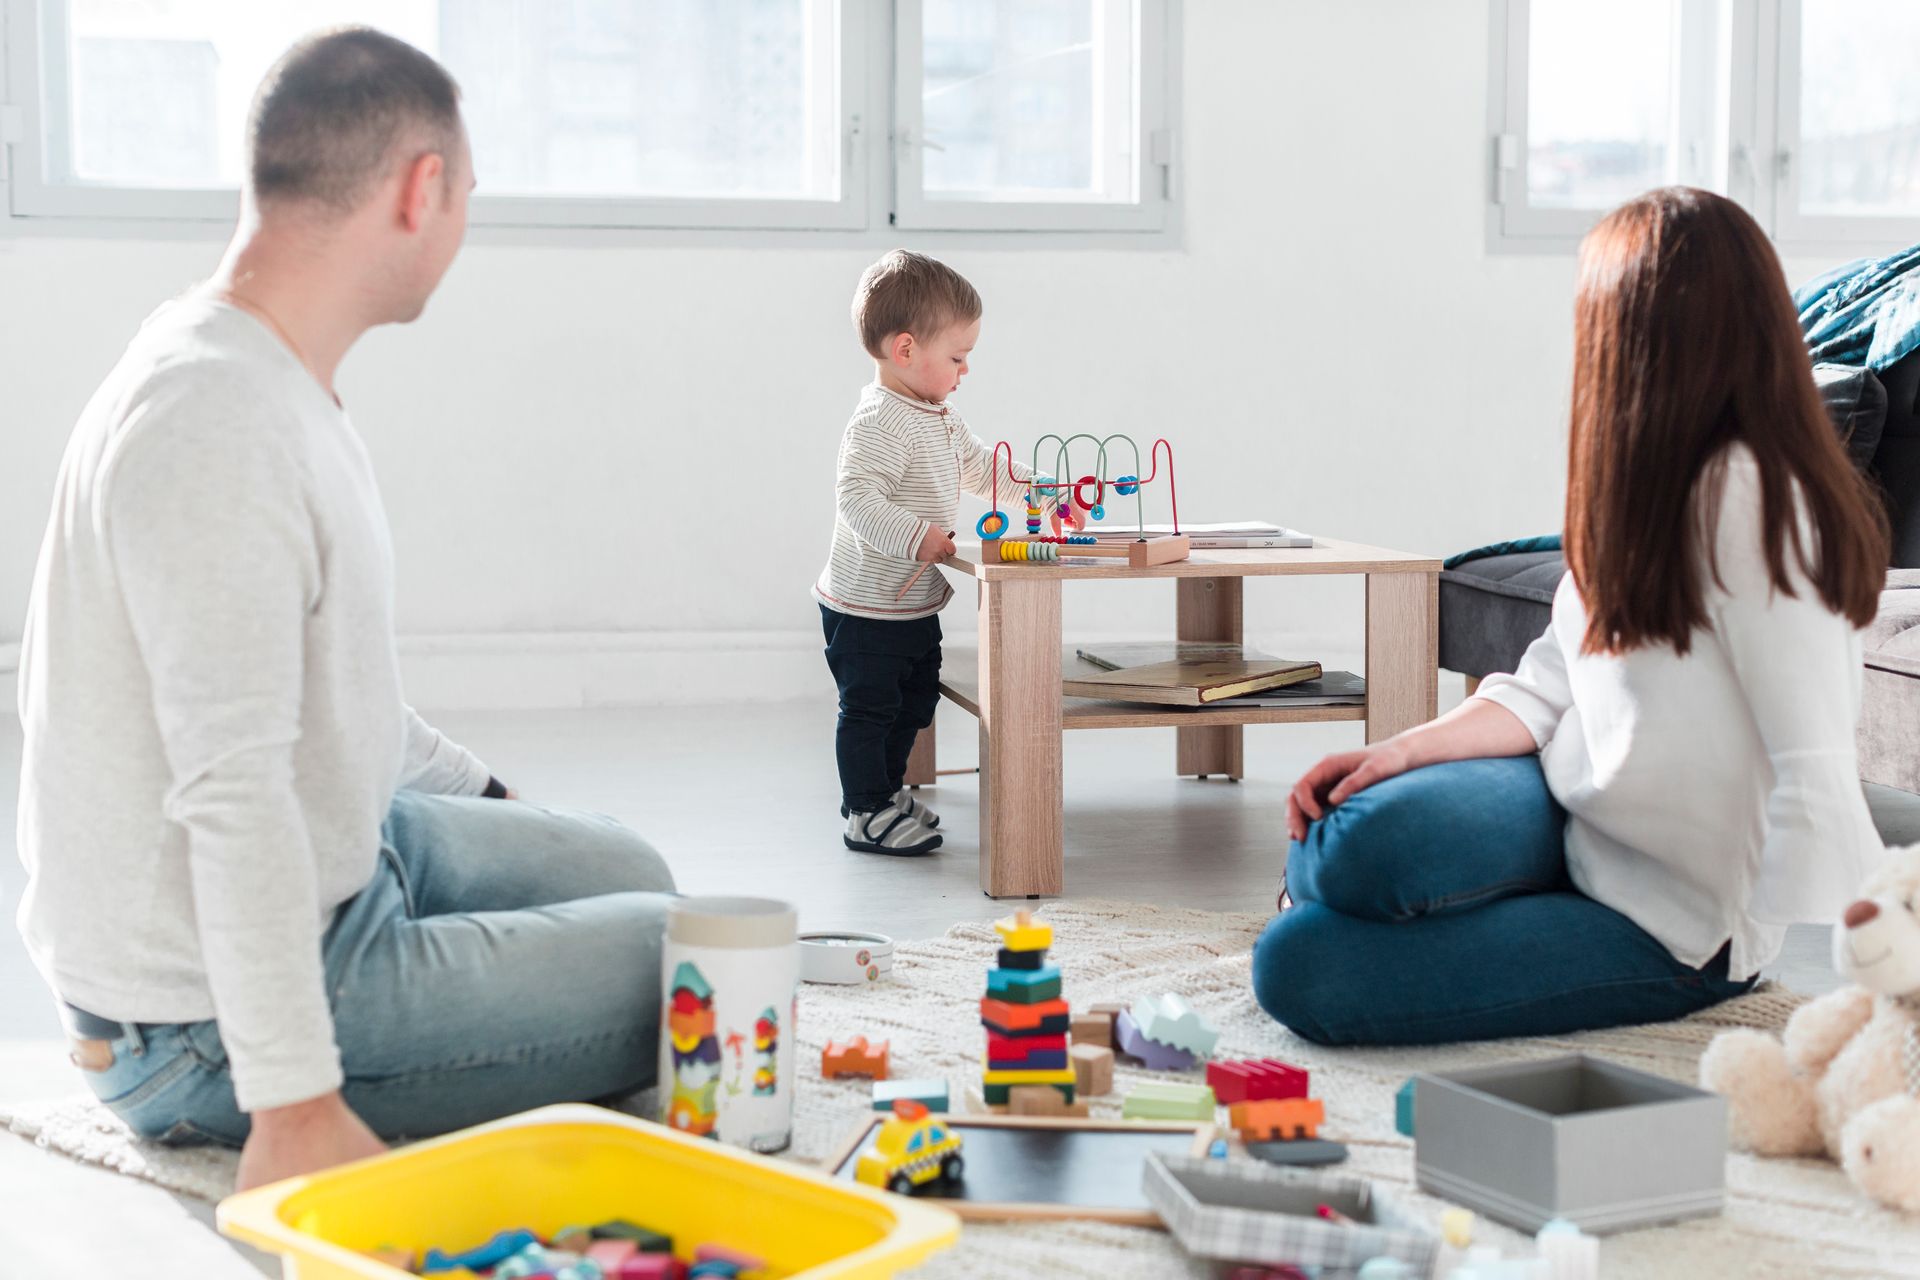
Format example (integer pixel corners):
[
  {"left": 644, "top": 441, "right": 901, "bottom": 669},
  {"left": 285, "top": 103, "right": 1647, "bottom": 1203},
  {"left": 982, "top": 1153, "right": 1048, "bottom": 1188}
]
[{"left": 974, "top": 435, "right": 1191, "bottom": 568}]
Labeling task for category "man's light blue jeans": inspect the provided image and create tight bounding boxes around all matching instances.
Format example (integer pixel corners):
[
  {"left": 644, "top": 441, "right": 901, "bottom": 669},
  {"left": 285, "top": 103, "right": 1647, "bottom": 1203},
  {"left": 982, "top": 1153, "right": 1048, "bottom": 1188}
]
[
  {"left": 75, "top": 792, "right": 676, "bottom": 1146},
  {"left": 1253, "top": 757, "right": 1755, "bottom": 1045}
]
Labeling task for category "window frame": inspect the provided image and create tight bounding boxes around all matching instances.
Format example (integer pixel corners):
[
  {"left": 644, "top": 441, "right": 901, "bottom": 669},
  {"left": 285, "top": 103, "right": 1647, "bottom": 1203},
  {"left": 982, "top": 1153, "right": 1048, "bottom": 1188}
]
[
  {"left": 1486, "top": 0, "right": 1920, "bottom": 256},
  {"left": 890, "top": 0, "right": 1172, "bottom": 233},
  {"left": 0, "top": 0, "right": 1182, "bottom": 242}
]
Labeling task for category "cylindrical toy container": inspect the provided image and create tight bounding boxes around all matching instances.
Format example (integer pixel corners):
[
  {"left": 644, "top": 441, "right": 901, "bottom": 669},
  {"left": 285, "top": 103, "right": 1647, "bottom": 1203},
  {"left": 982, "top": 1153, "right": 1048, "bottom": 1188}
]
[{"left": 660, "top": 896, "right": 799, "bottom": 1153}]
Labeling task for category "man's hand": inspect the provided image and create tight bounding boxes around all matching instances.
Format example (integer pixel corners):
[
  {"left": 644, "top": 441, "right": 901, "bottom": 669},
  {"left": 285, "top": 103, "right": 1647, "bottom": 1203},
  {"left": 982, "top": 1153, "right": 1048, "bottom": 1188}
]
[
  {"left": 236, "top": 1091, "right": 386, "bottom": 1191},
  {"left": 1285, "top": 740, "right": 1417, "bottom": 842},
  {"left": 916, "top": 525, "right": 957, "bottom": 563}
]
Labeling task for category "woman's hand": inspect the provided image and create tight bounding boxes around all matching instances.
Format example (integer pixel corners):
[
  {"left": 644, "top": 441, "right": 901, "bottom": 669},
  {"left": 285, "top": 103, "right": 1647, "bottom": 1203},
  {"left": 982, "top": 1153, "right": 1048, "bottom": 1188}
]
[{"left": 1286, "top": 739, "right": 1418, "bottom": 842}]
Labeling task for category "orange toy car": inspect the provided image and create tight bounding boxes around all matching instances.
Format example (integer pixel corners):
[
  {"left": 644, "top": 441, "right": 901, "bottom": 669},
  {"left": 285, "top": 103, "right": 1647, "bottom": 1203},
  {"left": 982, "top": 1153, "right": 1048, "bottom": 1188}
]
[
  {"left": 822, "top": 1035, "right": 892, "bottom": 1080},
  {"left": 1230, "top": 1096, "right": 1325, "bottom": 1142}
]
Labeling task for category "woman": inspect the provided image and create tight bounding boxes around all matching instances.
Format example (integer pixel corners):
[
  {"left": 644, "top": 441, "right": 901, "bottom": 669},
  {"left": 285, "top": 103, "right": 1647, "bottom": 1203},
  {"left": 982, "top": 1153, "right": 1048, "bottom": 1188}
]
[{"left": 1254, "top": 188, "right": 1890, "bottom": 1045}]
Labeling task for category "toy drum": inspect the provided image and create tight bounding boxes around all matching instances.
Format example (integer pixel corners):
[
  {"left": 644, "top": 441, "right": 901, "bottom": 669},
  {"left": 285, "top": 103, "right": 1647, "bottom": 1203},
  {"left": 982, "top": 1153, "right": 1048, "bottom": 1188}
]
[{"left": 660, "top": 896, "right": 800, "bottom": 1154}]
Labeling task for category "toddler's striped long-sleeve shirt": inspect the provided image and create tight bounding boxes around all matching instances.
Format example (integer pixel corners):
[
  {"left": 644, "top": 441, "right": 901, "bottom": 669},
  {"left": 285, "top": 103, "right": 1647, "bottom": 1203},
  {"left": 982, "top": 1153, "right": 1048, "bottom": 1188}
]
[{"left": 813, "top": 383, "right": 1034, "bottom": 620}]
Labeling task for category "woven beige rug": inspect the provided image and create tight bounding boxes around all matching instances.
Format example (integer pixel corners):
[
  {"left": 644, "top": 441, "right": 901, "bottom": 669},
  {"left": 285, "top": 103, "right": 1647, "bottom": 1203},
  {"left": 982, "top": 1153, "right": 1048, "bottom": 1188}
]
[{"left": 6, "top": 901, "right": 1916, "bottom": 1277}]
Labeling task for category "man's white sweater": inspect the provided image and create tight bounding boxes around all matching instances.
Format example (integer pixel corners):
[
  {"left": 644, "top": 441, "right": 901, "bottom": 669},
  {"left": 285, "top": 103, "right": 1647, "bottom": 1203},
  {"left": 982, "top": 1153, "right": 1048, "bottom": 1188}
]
[{"left": 15, "top": 297, "right": 490, "bottom": 1111}]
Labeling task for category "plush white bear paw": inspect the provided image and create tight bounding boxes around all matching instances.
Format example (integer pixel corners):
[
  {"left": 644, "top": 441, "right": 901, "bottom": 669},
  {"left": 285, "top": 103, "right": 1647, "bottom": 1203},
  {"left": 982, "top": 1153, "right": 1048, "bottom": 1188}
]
[
  {"left": 1842, "top": 1093, "right": 1920, "bottom": 1212},
  {"left": 1700, "top": 1028, "right": 1824, "bottom": 1156}
]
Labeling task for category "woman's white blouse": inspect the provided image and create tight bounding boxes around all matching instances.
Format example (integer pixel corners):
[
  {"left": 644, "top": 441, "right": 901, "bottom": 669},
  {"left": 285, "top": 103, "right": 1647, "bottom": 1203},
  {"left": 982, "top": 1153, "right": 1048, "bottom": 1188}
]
[{"left": 1474, "top": 445, "right": 1885, "bottom": 980}]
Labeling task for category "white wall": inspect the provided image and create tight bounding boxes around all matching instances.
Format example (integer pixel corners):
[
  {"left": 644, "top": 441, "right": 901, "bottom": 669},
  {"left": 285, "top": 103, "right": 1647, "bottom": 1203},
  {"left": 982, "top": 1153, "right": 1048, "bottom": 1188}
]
[{"left": 0, "top": 0, "right": 1847, "bottom": 705}]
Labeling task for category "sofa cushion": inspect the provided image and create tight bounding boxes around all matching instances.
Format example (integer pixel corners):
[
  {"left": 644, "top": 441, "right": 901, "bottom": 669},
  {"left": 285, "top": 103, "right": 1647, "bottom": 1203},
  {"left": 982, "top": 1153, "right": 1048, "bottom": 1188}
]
[
  {"left": 1438, "top": 551, "right": 1566, "bottom": 678},
  {"left": 1867, "top": 576, "right": 1920, "bottom": 679}
]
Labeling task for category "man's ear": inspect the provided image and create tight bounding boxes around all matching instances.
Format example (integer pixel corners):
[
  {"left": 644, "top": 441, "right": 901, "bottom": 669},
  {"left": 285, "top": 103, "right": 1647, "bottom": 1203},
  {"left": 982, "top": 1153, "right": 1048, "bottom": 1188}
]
[
  {"left": 888, "top": 332, "right": 915, "bottom": 367},
  {"left": 398, "top": 152, "right": 446, "bottom": 232}
]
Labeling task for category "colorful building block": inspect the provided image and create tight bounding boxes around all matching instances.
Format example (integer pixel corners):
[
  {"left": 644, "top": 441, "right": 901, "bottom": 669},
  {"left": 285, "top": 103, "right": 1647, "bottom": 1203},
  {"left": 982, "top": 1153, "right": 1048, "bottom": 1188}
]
[
  {"left": 620, "top": 1257, "right": 686, "bottom": 1280},
  {"left": 980, "top": 1061, "right": 1078, "bottom": 1088},
  {"left": 993, "top": 909, "right": 1052, "bottom": 951},
  {"left": 873, "top": 1077, "right": 949, "bottom": 1113},
  {"left": 985, "top": 966, "right": 1063, "bottom": 1003},
  {"left": 1207, "top": 1058, "right": 1310, "bottom": 1105},
  {"left": 1009, "top": 1084, "right": 1091, "bottom": 1117},
  {"left": 822, "top": 1035, "right": 891, "bottom": 1080},
  {"left": 997, "top": 947, "right": 1046, "bottom": 970},
  {"left": 986, "top": 1030, "right": 1067, "bottom": 1057},
  {"left": 695, "top": 1243, "right": 767, "bottom": 1272},
  {"left": 1071, "top": 1010, "right": 1113, "bottom": 1047},
  {"left": 591, "top": 1219, "right": 674, "bottom": 1253},
  {"left": 1122, "top": 1081, "right": 1217, "bottom": 1122},
  {"left": 1230, "top": 1097, "right": 1325, "bottom": 1142},
  {"left": 988, "top": 1049, "right": 1069, "bottom": 1071},
  {"left": 422, "top": 1229, "right": 539, "bottom": 1273},
  {"left": 1395, "top": 1078, "right": 1416, "bottom": 1137},
  {"left": 980, "top": 996, "right": 1071, "bottom": 1036},
  {"left": 983, "top": 1079, "right": 1076, "bottom": 1105},
  {"left": 1114, "top": 1007, "right": 1197, "bottom": 1072},
  {"left": 1071, "top": 1042, "right": 1115, "bottom": 1096},
  {"left": 586, "top": 1240, "right": 639, "bottom": 1272},
  {"left": 1129, "top": 993, "right": 1219, "bottom": 1057}
]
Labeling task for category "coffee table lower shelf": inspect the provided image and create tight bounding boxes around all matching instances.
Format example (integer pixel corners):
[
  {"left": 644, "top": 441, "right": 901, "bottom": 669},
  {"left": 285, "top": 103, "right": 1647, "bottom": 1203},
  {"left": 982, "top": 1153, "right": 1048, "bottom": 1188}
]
[{"left": 937, "top": 646, "right": 1367, "bottom": 731}]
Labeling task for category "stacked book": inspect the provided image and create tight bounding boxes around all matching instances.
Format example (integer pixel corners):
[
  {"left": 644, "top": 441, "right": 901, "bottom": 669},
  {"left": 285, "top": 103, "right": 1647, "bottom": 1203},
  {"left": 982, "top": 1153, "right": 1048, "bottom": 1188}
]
[
  {"left": 1068, "top": 642, "right": 1366, "bottom": 708},
  {"left": 1081, "top": 521, "right": 1312, "bottom": 549}
]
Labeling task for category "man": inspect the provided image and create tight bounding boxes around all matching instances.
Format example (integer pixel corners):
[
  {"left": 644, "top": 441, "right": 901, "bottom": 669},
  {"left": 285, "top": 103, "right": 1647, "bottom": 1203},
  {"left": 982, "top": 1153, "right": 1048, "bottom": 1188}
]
[{"left": 14, "top": 28, "right": 675, "bottom": 1190}]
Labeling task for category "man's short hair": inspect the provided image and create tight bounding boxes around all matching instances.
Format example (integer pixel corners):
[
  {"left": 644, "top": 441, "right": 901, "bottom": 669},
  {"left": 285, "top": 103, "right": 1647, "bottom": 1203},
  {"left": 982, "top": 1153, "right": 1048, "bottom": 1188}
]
[
  {"left": 852, "top": 250, "right": 982, "bottom": 357},
  {"left": 248, "top": 27, "right": 462, "bottom": 213}
]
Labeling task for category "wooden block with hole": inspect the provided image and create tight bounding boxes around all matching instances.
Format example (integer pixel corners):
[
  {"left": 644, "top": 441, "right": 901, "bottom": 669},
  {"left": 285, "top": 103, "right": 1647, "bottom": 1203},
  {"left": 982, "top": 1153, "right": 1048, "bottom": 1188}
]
[
  {"left": 1008, "top": 1084, "right": 1090, "bottom": 1118},
  {"left": 1071, "top": 1042, "right": 1115, "bottom": 1096}
]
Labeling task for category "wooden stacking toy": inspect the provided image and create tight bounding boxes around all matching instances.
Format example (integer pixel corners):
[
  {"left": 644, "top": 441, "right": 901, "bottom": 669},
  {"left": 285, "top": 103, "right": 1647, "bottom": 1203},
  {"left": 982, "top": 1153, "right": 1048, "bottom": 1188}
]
[{"left": 980, "top": 910, "right": 1077, "bottom": 1108}]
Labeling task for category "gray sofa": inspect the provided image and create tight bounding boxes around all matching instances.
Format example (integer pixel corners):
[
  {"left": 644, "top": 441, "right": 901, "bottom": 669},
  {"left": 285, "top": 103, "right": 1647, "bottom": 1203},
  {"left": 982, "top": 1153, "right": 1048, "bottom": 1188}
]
[{"left": 1441, "top": 347, "right": 1920, "bottom": 801}]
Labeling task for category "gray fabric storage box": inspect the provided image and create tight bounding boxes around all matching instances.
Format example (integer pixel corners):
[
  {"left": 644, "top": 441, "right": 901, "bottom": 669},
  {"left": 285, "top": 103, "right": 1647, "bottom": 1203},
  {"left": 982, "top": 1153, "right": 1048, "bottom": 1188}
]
[
  {"left": 1142, "top": 1153, "right": 1438, "bottom": 1274},
  {"left": 1413, "top": 1054, "right": 1725, "bottom": 1234}
]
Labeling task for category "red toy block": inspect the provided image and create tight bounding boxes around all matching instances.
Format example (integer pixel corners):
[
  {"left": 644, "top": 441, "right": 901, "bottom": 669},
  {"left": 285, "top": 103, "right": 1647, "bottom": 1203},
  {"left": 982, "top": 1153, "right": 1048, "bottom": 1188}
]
[
  {"left": 619, "top": 1255, "right": 686, "bottom": 1280},
  {"left": 985, "top": 1031, "right": 1068, "bottom": 1058},
  {"left": 822, "top": 1035, "right": 891, "bottom": 1080},
  {"left": 1207, "top": 1058, "right": 1310, "bottom": 1105}
]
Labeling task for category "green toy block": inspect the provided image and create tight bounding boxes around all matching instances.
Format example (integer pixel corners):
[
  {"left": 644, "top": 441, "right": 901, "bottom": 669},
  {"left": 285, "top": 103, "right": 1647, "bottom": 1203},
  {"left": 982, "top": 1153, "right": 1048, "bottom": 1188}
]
[
  {"left": 873, "top": 1077, "right": 950, "bottom": 1113},
  {"left": 1395, "top": 1077, "right": 1416, "bottom": 1137},
  {"left": 1121, "top": 1081, "right": 1217, "bottom": 1122},
  {"left": 983, "top": 1080, "right": 1074, "bottom": 1106},
  {"left": 589, "top": 1219, "right": 673, "bottom": 1253}
]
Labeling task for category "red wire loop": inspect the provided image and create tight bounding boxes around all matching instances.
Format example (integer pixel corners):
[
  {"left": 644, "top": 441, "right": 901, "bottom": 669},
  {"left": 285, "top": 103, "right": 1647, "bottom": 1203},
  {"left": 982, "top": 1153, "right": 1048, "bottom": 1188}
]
[{"left": 1150, "top": 438, "right": 1179, "bottom": 533}]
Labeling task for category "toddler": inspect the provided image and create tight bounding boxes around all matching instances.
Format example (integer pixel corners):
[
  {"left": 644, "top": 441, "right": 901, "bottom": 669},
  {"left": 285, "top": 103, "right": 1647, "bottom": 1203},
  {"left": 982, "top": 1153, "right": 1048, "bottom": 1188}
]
[{"left": 813, "top": 250, "right": 1055, "bottom": 854}]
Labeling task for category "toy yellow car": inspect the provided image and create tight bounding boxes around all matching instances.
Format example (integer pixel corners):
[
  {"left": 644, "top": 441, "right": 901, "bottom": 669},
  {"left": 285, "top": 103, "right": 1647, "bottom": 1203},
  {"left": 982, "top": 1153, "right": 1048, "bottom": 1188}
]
[{"left": 856, "top": 1100, "right": 965, "bottom": 1195}]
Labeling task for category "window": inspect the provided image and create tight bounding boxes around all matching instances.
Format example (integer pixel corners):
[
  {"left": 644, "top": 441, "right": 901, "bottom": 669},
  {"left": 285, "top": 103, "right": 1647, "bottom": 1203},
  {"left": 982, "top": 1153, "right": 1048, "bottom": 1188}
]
[
  {"left": 893, "top": 0, "right": 1172, "bottom": 231},
  {"left": 0, "top": 0, "right": 1179, "bottom": 236},
  {"left": 1488, "top": 0, "right": 1920, "bottom": 251},
  {"left": 1776, "top": 0, "right": 1920, "bottom": 238}
]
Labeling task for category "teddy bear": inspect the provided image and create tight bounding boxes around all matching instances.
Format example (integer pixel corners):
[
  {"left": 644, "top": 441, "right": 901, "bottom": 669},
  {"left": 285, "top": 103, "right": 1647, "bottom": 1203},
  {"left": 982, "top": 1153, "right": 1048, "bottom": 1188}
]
[{"left": 1699, "top": 845, "right": 1920, "bottom": 1211}]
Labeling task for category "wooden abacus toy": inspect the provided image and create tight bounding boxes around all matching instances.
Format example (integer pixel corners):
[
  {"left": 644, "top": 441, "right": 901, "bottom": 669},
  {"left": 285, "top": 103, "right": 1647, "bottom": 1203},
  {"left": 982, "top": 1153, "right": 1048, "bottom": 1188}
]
[{"left": 976, "top": 434, "right": 1191, "bottom": 569}]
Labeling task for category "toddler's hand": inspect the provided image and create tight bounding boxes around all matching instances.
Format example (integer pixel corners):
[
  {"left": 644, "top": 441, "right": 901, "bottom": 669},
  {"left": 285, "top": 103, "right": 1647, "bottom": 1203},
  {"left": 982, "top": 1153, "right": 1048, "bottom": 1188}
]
[
  {"left": 1067, "top": 503, "right": 1089, "bottom": 532},
  {"left": 917, "top": 525, "right": 957, "bottom": 562}
]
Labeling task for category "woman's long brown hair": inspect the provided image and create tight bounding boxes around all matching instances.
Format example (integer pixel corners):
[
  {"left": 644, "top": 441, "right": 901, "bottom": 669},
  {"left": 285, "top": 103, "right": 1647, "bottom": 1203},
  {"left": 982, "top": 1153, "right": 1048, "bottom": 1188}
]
[{"left": 1566, "top": 187, "right": 1887, "bottom": 656}]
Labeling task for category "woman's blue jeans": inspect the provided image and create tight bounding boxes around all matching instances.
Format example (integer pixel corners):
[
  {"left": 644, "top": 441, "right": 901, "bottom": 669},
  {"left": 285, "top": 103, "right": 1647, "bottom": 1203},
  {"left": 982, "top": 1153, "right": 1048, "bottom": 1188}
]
[
  {"left": 1253, "top": 757, "right": 1755, "bottom": 1045},
  {"left": 74, "top": 792, "right": 677, "bottom": 1146}
]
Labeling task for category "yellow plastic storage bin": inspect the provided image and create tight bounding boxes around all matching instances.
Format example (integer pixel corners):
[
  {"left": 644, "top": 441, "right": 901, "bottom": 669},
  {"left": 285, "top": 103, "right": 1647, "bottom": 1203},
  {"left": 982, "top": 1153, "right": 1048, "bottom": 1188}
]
[{"left": 217, "top": 1103, "right": 959, "bottom": 1280}]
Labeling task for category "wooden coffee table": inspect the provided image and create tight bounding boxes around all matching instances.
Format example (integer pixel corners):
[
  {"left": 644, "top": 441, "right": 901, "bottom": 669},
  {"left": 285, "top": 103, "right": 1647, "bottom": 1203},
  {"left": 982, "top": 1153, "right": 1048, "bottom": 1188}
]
[{"left": 908, "top": 537, "right": 1441, "bottom": 898}]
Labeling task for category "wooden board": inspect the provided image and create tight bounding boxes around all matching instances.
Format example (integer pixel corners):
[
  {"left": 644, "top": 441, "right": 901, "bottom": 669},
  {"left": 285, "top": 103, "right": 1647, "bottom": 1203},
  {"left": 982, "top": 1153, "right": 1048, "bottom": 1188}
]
[
  {"left": 824, "top": 1114, "right": 1214, "bottom": 1224},
  {"left": 946, "top": 536, "right": 1440, "bottom": 582},
  {"left": 940, "top": 647, "right": 1367, "bottom": 731}
]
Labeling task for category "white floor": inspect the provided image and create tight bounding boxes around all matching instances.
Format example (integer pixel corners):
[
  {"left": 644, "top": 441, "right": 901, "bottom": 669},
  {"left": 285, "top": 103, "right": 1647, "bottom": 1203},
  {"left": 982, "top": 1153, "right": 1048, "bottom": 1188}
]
[{"left": 0, "top": 693, "right": 1871, "bottom": 1273}]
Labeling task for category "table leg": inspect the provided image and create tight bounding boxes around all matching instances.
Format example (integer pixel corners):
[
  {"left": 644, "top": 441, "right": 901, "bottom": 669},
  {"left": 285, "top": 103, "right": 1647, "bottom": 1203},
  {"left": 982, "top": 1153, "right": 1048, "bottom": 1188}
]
[
  {"left": 1365, "top": 571, "right": 1439, "bottom": 742},
  {"left": 1175, "top": 577, "right": 1243, "bottom": 779},
  {"left": 978, "top": 576, "right": 1064, "bottom": 897},
  {"left": 904, "top": 725, "right": 936, "bottom": 787}
]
